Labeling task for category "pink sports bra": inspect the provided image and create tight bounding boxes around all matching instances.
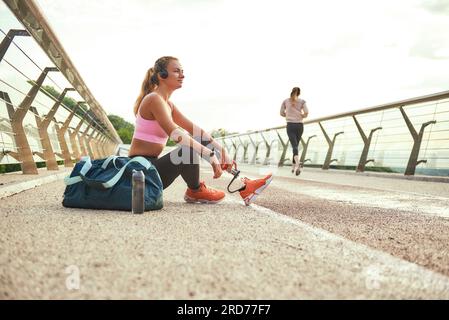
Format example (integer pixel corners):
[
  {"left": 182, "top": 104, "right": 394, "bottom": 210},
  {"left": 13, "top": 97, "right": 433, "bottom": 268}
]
[{"left": 133, "top": 109, "right": 169, "bottom": 145}]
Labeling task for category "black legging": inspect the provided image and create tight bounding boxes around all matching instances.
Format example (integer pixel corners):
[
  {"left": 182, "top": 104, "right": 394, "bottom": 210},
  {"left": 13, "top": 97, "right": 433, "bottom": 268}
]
[
  {"left": 135, "top": 139, "right": 213, "bottom": 190},
  {"left": 286, "top": 122, "right": 304, "bottom": 164}
]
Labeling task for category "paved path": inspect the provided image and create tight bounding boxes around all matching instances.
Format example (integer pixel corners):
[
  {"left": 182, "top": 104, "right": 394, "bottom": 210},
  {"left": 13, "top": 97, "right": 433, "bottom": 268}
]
[{"left": 1, "top": 164, "right": 448, "bottom": 299}]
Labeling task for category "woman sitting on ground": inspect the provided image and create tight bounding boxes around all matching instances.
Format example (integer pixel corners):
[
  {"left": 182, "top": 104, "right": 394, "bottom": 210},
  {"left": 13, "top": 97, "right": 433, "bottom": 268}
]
[{"left": 128, "top": 56, "right": 272, "bottom": 205}]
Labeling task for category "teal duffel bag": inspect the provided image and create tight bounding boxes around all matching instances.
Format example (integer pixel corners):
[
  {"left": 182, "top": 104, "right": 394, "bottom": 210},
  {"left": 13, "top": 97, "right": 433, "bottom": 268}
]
[{"left": 62, "top": 156, "right": 163, "bottom": 211}]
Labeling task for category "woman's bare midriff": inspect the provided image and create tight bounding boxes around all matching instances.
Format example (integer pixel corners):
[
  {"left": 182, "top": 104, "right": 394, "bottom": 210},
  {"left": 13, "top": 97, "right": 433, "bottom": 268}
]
[{"left": 128, "top": 138, "right": 165, "bottom": 158}]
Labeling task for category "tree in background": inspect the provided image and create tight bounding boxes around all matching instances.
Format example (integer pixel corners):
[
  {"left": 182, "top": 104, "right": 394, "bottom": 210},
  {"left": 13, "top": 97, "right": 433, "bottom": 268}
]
[
  {"left": 107, "top": 115, "right": 135, "bottom": 144},
  {"left": 38, "top": 83, "right": 135, "bottom": 144},
  {"left": 39, "top": 85, "right": 88, "bottom": 117}
]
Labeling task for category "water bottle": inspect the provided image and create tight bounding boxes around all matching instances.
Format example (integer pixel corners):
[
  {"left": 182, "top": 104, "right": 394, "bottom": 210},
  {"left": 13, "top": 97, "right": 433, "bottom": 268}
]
[{"left": 132, "top": 169, "right": 145, "bottom": 214}]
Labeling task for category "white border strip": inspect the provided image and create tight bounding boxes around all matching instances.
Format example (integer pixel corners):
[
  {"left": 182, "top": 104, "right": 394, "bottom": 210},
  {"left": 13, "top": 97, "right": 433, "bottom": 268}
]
[
  {"left": 247, "top": 202, "right": 449, "bottom": 290},
  {"left": 0, "top": 171, "right": 69, "bottom": 199}
]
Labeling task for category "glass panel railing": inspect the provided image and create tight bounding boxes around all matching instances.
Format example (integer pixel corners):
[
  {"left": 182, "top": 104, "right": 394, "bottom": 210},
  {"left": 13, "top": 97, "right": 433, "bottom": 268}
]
[{"left": 217, "top": 93, "right": 449, "bottom": 177}]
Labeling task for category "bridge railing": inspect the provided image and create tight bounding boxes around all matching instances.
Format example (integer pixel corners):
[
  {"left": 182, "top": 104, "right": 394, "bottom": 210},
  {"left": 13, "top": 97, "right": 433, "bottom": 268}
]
[
  {"left": 0, "top": 0, "right": 121, "bottom": 174},
  {"left": 216, "top": 91, "right": 449, "bottom": 176}
]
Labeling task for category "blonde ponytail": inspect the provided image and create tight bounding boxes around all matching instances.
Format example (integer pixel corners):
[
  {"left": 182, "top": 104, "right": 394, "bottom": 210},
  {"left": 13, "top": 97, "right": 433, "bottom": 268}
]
[{"left": 133, "top": 67, "right": 157, "bottom": 116}]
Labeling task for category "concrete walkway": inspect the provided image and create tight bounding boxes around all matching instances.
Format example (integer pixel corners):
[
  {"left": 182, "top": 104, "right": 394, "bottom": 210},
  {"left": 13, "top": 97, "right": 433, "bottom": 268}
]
[{"left": 1, "top": 164, "right": 448, "bottom": 299}]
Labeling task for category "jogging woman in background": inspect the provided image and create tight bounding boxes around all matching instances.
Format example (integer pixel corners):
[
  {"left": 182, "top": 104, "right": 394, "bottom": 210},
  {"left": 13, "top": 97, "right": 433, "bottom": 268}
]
[
  {"left": 280, "top": 87, "right": 309, "bottom": 175},
  {"left": 128, "top": 56, "right": 272, "bottom": 205}
]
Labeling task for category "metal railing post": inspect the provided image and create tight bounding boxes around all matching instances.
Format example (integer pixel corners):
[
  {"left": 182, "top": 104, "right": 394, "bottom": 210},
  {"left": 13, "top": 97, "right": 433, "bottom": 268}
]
[
  {"left": 222, "top": 139, "right": 232, "bottom": 157},
  {"left": 231, "top": 140, "right": 238, "bottom": 161},
  {"left": 299, "top": 135, "right": 316, "bottom": 167},
  {"left": 56, "top": 103, "right": 80, "bottom": 166},
  {"left": 107, "top": 140, "right": 115, "bottom": 155},
  {"left": 98, "top": 135, "right": 107, "bottom": 158},
  {"left": 399, "top": 106, "right": 436, "bottom": 175},
  {"left": 81, "top": 122, "right": 94, "bottom": 159},
  {"left": 352, "top": 115, "right": 382, "bottom": 172},
  {"left": 259, "top": 132, "right": 272, "bottom": 165},
  {"left": 95, "top": 132, "right": 106, "bottom": 158},
  {"left": 0, "top": 92, "right": 20, "bottom": 161},
  {"left": 276, "top": 129, "right": 289, "bottom": 167},
  {"left": 238, "top": 136, "right": 249, "bottom": 163},
  {"left": 0, "top": 29, "right": 30, "bottom": 62},
  {"left": 67, "top": 128, "right": 78, "bottom": 161},
  {"left": 43, "top": 88, "right": 76, "bottom": 167},
  {"left": 86, "top": 128, "right": 97, "bottom": 159},
  {"left": 91, "top": 130, "right": 102, "bottom": 159},
  {"left": 29, "top": 105, "right": 59, "bottom": 170},
  {"left": 319, "top": 122, "right": 344, "bottom": 170},
  {"left": 27, "top": 79, "right": 67, "bottom": 170},
  {"left": 248, "top": 134, "right": 260, "bottom": 164},
  {"left": 70, "top": 118, "right": 87, "bottom": 161},
  {"left": 55, "top": 122, "right": 67, "bottom": 162},
  {"left": 1, "top": 67, "right": 58, "bottom": 174}
]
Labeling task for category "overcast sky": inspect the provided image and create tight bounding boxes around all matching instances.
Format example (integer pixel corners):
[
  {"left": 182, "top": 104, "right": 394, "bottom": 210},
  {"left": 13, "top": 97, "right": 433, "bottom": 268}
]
[{"left": 12, "top": 0, "right": 449, "bottom": 132}]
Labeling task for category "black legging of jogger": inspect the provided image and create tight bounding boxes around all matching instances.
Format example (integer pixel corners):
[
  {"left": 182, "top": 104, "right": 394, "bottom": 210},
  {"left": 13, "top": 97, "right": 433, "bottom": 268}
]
[
  {"left": 286, "top": 122, "right": 304, "bottom": 164},
  {"left": 133, "top": 138, "right": 213, "bottom": 190}
]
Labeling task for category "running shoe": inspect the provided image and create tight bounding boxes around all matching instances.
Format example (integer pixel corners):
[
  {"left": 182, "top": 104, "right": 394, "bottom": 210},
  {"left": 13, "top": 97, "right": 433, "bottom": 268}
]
[
  {"left": 295, "top": 166, "right": 301, "bottom": 176},
  {"left": 239, "top": 173, "right": 273, "bottom": 206},
  {"left": 184, "top": 181, "right": 225, "bottom": 204}
]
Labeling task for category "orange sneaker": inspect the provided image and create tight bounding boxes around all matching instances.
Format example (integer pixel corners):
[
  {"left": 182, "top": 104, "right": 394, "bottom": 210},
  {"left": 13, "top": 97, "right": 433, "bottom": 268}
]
[
  {"left": 239, "top": 173, "right": 273, "bottom": 206},
  {"left": 184, "top": 181, "right": 225, "bottom": 204}
]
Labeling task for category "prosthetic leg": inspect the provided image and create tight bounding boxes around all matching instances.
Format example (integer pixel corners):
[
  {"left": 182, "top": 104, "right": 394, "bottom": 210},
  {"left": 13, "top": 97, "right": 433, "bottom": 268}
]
[
  {"left": 222, "top": 161, "right": 273, "bottom": 206},
  {"left": 221, "top": 161, "right": 243, "bottom": 193}
]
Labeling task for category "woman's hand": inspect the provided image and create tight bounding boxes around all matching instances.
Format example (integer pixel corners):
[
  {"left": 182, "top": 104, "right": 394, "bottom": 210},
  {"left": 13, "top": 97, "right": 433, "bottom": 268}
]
[
  {"left": 220, "top": 149, "right": 233, "bottom": 172},
  {"left": 210, "top": 155, "right": 223, "bottom": 179}
]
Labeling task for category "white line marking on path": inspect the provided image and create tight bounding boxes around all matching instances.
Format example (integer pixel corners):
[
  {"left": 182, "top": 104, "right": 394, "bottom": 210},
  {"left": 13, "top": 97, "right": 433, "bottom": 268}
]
[{"left": 229, "top": 197, "right": 449, "bottom": 293}]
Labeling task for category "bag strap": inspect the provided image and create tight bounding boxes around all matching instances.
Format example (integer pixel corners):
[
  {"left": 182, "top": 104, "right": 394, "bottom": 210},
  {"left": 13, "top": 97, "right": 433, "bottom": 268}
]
[
  {"left": 64, "top": 156, "right": 152, "bottom": 189},
  {"left": 64, "top": 156, "right": 93, "bottom": 185},
  {"left": 99, "top": 156, "right": 151, "bottom": 189},
  {"left": 101, "top": 155, "right": 117, "bottom": 169}
]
